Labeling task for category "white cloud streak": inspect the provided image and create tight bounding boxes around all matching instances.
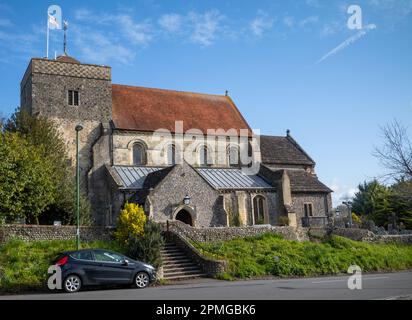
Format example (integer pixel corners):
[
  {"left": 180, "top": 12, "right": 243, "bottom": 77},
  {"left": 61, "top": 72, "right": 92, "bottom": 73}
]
[
  {"left": 188, "top": 10, "right": 224, "bottom": 47},
  {"left": 249, "top": 11, "right": 274, "bottom": 37},
  {"left": 316, "top": 24, "right": 377, "bottom": 64},
  {"left": 158, "top": 13, "right": 183, "bottom": 33}
]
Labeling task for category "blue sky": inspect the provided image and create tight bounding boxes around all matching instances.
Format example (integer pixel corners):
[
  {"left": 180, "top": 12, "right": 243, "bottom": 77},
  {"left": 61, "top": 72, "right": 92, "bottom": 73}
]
[{"left": 0, "top": 0, "right": 411, "bottom": 205}]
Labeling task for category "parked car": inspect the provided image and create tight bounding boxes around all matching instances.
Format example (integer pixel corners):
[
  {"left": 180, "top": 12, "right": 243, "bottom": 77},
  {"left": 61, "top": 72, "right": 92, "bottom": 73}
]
[{"left": 52, "top": 249, "right": 156, "bottom": 293}]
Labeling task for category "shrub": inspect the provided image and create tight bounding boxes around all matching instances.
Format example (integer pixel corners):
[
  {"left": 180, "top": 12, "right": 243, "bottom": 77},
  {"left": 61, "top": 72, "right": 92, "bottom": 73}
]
[
  {"left": 352, "top": 212, "right": 362, "bottom": 224},
  {"left": 127, "top": 220, "right": 164, "bottom": 268},
  {"left": 114, "top": 203, "right": 146, "bottom": 244}
]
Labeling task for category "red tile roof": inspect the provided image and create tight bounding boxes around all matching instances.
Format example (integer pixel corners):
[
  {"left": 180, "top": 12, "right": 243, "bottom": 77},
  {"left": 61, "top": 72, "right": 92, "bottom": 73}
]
[{"left": 111, "top": 84, "right": 251, "bottom": 135}]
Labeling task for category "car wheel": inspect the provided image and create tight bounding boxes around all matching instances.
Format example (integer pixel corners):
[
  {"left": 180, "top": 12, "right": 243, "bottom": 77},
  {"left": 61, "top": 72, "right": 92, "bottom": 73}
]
[
  {"left": 135, "top": 272, "right": 150, "bottom": 289},
  {"left": 63, "top": 275, "right": 82, "bottom": 293}
]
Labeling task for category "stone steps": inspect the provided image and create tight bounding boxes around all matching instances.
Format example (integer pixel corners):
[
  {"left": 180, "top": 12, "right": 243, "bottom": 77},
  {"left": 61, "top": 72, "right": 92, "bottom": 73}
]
[{"left": 161, "top": 242, "right": 205, "bottom": 281}]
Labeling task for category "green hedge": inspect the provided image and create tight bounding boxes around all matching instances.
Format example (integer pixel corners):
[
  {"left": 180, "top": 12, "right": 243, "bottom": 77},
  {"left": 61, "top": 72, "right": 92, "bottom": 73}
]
[{"left": 194, "top": 234, "right": 412, "bottom": 279}]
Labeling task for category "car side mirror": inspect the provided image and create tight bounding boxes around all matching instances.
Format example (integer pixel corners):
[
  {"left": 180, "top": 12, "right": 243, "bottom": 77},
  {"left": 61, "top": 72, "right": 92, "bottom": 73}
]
[{"left": 123, "top": 259, "right": 130, "bottom": 266}]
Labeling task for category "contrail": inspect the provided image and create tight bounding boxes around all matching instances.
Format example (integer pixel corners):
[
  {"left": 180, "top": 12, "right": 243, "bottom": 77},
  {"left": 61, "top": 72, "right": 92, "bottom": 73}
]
[{"left": 316, "top": 24, "right": 377, "bottom": 64}]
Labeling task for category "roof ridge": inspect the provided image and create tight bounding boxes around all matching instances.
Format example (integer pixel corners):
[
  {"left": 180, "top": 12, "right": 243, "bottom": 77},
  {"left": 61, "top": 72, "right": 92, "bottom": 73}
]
[{"left": 112, "top": 83, "right": 227, "bottom": 99}]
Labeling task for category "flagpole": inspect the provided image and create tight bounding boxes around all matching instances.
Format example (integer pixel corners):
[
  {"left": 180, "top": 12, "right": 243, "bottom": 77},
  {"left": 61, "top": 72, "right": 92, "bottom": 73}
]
[{"left": 46, "top": 17, "right": 49, "bottom": 59}]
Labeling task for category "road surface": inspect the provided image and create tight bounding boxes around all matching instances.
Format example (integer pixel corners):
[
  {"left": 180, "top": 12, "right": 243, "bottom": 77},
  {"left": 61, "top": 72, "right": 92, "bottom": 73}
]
[{"left": 1, "top": 272, "right": 412, "bottom": 300}]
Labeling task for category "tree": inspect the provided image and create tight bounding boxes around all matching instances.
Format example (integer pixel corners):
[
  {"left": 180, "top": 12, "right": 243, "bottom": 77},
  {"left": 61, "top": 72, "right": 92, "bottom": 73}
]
[
  {"left": 5, "top": 108, "right": 67, "bottom": 169},
  {"left": 374, "top": 120, "right": 412, "bottom": 180},
  {"left": 352, "top": 179, "right": 412, "bottom": 229},
  {"left": 390, "top": 180, "right": 412, "bottom": 229},
  {"left": 2, "top": 108, "right": 92, "bottom": 225},
  {"left": 0, "top": 132, "right": 56, "bottom": 223},
  {"left": 352, "top": 180, "right": 388, "bottom": 217}
]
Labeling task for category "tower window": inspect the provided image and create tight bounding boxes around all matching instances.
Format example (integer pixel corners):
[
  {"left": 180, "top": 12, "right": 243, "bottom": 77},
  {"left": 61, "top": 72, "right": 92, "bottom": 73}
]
[
  {"left": 68, "top": 90, "right": 79, "bottom": 106},
  {"left": 304, "top": 203, "right": 313, "bottom": 217}
]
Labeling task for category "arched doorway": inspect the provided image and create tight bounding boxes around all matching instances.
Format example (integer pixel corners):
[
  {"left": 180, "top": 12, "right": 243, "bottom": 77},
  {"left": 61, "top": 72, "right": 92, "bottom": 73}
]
[{"left": 175, "top": 210, "right": 193, "bottom": 226}]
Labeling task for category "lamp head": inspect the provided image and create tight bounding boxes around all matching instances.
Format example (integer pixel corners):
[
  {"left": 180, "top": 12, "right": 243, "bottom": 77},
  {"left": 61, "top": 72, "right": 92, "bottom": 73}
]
[
  {"left": 75, "top": 124, "right": 84, "bottom": 132},
  {"left": 183, "top": 195, "right": 191, "bottom": 205}
]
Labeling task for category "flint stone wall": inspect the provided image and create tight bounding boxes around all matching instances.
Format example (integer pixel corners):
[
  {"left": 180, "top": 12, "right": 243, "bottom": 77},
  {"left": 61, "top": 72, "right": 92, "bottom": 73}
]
[
  {"left": 0, "top": 224, "right": 113, "bottom": 243},
  {"left": 331, "top": 228, "right": 412, "bottom": 244}
]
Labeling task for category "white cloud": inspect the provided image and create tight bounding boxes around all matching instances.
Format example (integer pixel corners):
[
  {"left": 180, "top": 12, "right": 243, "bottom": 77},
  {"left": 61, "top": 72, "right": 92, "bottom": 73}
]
[
  {"left": 305, "top": 0, "right": 321, "bottom": 7},
  {"left": 188, "top": 10, "right": 224, "bottom": 47},
  {"left": 72, "top": 26, "right": 135, "bottom": 65},
  {"left": 0, "top": 18, "right": 12, "bottom": 27},
  {"left": 74, "top": 8, "right": 92, "bottom": 21},
  {"left": 283, "top": 16, "right": 295, "bottom": 28},
  {"left": 299, "top": 16, "right": 319, "bottom": 27},
  {"left": 330, "top": 178, "right": 358, "bottom": 206},
  {"left": 316, "top": 24, "right": 377, "bottom": 64},
  {"left": 0, "top": 24, "right": 42, "bottom": 60},
  {"left": 117, "top": 15, "right": 153, "bottom": 46},
  {"left": 321, "top": 21, "right": 343, "bottom": 37},
  {"left": 158, "top": 13, "right": 183, "bottom": 33},
  {"left": 368, "top": 0, "right": 412, "bottom": 17},
  {"left": 74, "top": 10, "right": 153, "bottom": 47},
  {"left": 250, "top": 11, "right": 274, "bottom": 37}
]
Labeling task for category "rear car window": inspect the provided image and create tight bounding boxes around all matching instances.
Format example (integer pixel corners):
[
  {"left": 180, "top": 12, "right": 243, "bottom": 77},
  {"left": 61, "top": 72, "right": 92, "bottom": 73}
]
[
  {"left": 94, "top": 251, "right": 124, "bottom": 263},
  {"left": 70, "top": 251, "right": 93, "bottom": 261}
]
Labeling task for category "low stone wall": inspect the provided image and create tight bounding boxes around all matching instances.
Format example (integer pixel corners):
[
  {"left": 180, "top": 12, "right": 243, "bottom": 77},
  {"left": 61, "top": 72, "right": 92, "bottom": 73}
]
[
  {"left": 161, "top": 220, "right": 310, "bottom": 243},
  {"left": 0, "top": 224, "right": 113, "bottom": 243},
  {"left": 331, "top": 228, "right": 412, "bottom": 244},
  {"left": 164, "top": 231, "right": 228, "bottom": 276},
  {"left": 331, "top": 228, "right": 376, "bottom": 242}
]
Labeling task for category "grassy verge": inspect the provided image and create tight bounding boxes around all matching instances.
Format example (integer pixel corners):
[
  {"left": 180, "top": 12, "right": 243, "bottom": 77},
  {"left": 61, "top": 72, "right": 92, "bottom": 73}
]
[
  {"left": 0, "top": 238, "right": 126, "bottom": 294},
  {"left": 193, "top": 234, "right": 412, "bottom": 280}
]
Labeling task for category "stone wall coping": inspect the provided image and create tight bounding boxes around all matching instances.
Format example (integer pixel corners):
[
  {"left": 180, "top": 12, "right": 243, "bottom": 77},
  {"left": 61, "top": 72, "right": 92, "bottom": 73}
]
[{"left": 0, "top": 224, "right": 114, "bottom": 229}]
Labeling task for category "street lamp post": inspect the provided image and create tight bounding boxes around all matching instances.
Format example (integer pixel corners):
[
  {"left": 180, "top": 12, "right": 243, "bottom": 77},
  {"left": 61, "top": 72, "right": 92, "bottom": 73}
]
[
  {"left": 75, "top": 124, "right": 84, "bottom": 250},
  {"left": 343, "top": 201, "right": 353, "bottom": 228}
]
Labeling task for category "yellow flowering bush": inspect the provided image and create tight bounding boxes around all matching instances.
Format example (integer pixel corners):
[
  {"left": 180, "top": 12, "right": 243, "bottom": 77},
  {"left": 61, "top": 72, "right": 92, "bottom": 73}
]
[
  {"left": 352, "top": 212, "right": 362, "bottom": 224},
  {"left": 114, "top": 203, "right": 147, "bottom": 243}
]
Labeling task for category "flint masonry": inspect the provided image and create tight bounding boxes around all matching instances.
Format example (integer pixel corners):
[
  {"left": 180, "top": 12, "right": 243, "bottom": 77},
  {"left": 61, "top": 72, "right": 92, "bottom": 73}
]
[{"left": 20, "top": 54, "right": 332, "bottom": 228}]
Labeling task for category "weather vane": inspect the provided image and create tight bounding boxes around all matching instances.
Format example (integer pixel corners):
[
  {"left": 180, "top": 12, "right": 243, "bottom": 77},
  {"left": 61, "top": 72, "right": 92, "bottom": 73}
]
[{"left": 63, "top": 20, "right": 69, "bottom": 56}]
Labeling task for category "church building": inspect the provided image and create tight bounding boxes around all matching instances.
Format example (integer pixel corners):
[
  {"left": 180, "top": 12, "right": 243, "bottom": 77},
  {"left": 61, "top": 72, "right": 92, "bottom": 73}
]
[{"left": 20, "top": 55, "right": 332, "bottom": 228}]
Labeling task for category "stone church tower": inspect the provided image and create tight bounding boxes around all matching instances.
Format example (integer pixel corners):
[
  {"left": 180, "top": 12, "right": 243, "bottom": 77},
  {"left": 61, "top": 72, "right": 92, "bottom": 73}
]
[{"left": 20, "top": 56, "right": 113, "bottom": 223}]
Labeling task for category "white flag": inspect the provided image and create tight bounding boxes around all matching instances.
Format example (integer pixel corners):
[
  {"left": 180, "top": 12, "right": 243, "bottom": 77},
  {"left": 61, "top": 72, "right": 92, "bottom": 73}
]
[{"left": 48, "top": 13, "right": 60, "bottom": 29}]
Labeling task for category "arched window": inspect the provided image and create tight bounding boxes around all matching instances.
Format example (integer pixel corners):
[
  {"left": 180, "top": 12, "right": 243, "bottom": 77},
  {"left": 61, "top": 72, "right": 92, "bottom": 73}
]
[
  {"left": 132, "top": 143, "right": 146, "bottom": 165},
  {"left": 253, "top": 195, "right": 266, "bottom": 225},
  {"left": 227, "top": 145, "right": 240, "bottom": 167},
  {"left": 199, "top": 145, "right": 212, "bottom": 167},
  {"left": 166, "top": 144, "right": 176, "bottom": 166}
]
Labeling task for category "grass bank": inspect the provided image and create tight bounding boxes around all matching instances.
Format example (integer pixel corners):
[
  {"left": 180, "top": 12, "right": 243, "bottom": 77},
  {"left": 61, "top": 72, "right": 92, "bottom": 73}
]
[
  {"left": 193, "top": 234, "right": 412, "bottom": 280},
  {"left": 0, "top": 239, "right": 125, "bottom": 293}
]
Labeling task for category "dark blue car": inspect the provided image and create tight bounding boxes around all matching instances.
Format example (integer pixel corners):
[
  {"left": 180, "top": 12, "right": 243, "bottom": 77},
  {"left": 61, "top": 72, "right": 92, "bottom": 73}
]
[{"left": 52, "top": 249, "right": 156, "bottom": 293}]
